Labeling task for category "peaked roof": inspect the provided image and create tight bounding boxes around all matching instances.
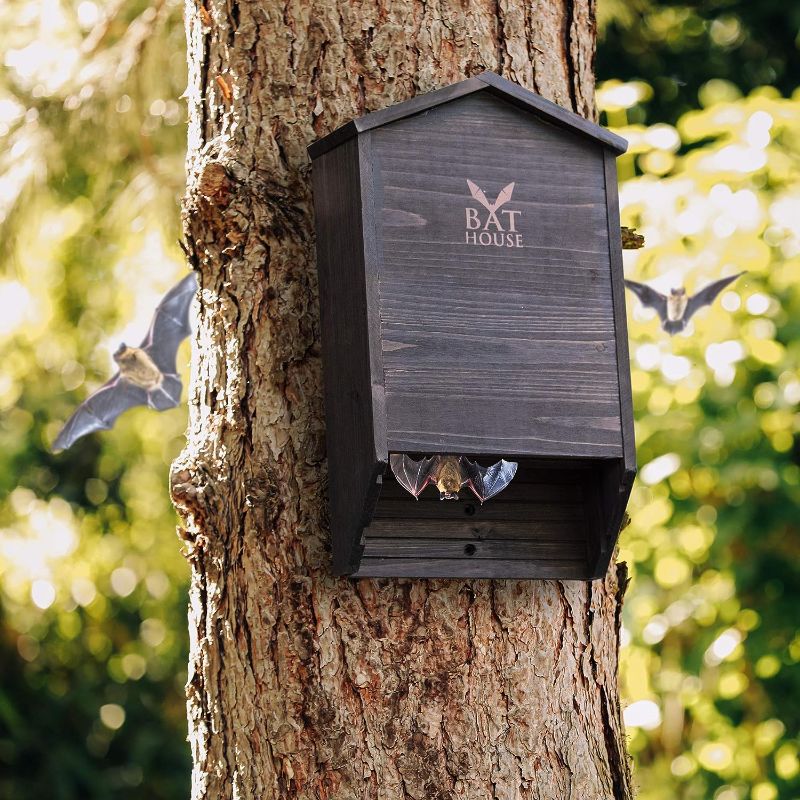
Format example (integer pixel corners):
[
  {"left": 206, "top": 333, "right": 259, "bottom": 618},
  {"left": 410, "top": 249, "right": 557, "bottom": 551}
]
[{"left": 308, "top": 71, "right": 628, "bottom": 159}]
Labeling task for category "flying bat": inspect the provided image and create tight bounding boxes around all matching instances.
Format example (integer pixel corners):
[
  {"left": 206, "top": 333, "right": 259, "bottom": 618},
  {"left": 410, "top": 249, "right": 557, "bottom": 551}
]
[
  {"left": 624, "top": 272, "right": 745, "bottom": 335},
  {"left": 52, "top": 272, "right": 198, "bottom": 452},
  {"left": 389, "top": 454, "right": 518, "bottom": 504}
]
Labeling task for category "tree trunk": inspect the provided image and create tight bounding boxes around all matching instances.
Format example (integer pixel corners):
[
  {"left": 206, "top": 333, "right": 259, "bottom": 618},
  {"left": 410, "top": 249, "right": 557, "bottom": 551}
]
[{"left": 171, "top": 2, "right": 633, "bottom": 798}]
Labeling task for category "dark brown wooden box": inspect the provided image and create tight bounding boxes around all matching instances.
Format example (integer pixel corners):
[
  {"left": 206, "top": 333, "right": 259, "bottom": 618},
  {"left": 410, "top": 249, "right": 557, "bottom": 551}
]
[{"left": 308, "top": 72, "right": 635, "bottom": 580}]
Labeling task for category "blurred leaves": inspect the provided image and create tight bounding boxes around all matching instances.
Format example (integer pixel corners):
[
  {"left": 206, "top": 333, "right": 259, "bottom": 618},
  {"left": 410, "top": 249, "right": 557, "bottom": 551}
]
[
  {"left": 0, "top": 1, "right": 798, "bottom": 800},
  {"left": 0, "top": 0, "right": 190, "bottom": 797},
  {"left": 603, "top": 83, "right": 800, "bottom": 800},
  {"left": 597, "top": 0, "right": 800, "bottom": 125}
]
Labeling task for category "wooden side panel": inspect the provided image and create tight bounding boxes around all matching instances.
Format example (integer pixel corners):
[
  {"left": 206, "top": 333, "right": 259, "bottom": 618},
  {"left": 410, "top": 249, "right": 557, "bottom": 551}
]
[
  {"left": 369, "top": 92, "right": 624, "bottom": 457},
  {"left": 584, "top": 153, "right": 636, "bottom": 579},
  {"left": 586, "top": 458, "right": 635, "bottom": 578},
  {"left": 603, "top": 151, "right": 636, "bottom": 475},
  {"left": 312, "top": 138, "right": 385, "bottom": 574}
]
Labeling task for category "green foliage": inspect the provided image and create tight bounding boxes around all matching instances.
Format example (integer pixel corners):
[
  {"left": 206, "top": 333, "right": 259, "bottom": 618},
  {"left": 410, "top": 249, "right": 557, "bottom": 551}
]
[
  {"left": 603, "top": 84, "right": 800, "bottom": 800},
  {"left": 0, "top": 0, "right": 191, "bottom": 796},
  {"left": 0, "top": 2, "right": 798, "bottom": 799},
  {"left": 598, "top": 0, "right": 800, "bottom": 125}
]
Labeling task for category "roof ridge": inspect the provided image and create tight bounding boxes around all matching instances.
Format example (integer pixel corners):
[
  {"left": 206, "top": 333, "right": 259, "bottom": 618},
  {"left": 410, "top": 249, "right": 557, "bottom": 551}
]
[{"left": 308, "top": 71, "right": 627, "bottom": 160}]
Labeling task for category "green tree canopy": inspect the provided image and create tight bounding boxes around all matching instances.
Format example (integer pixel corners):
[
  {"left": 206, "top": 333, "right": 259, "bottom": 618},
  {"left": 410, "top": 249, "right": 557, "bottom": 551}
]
[
  {"left": 0, "top": 2, "right": 798, "bottom": 798},
  {"left": 598, "top": 0, "right": 800, "bottom": 125}
]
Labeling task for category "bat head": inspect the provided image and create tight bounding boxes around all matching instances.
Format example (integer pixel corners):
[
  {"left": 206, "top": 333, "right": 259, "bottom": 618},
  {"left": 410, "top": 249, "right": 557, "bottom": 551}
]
[
  {"left": 113, "top": 344, "right": 136, "bottom": 366},
  {"left": 670, "top": 287, "right": 687, "bottom": 297}
]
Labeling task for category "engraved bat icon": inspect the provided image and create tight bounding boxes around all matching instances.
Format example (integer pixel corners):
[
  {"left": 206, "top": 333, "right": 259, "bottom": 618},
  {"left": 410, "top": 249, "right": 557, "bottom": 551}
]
[
  {"left": 624, "top": 272, "right": 745, "bottom": 335},
  {"left": 390, "top": 454, "right": 518, "bottom": 504},
  {"left": 52, "top": 272, "right": 198, "bottom": 452},
  {"left": 467, "top": 179, "right": 515, "bottom": 228}
]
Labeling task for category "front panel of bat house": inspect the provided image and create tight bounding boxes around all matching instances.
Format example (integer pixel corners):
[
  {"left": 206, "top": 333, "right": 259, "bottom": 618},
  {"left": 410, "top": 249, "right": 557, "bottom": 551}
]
[{"left": 309, "top": 73, "right": 635, "bottom": 581}]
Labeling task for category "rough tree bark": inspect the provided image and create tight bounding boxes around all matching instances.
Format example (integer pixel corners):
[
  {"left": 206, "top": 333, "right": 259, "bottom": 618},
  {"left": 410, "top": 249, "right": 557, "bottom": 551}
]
[{"left": 170, "top": 2, "right": 633, "bottom": 798}]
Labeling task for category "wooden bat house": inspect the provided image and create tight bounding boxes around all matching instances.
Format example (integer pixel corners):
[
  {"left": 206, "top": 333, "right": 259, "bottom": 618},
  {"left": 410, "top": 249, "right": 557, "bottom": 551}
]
[{"left": 308, "top": 72, "right": 635, "bottom": 580}]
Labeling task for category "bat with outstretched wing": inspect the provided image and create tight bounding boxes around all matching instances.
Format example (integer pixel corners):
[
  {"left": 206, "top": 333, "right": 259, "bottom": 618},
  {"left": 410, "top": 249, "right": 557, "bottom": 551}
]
[
  {"left": 389, "top": 454, "right": 518, "bottom": 504},
  {"left": 624, "top": 272, "right": 745, "bottom": 335},
  {"left": 52, "top": 272, "right": 198, "bottom": 452},
  {"left": 460, "top": 458, "right": 519, "bottom": 503}
]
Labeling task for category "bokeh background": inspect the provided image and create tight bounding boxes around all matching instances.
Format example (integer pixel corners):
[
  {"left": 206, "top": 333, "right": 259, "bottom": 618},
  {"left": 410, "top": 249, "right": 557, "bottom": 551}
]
[{"left": 0, "top": 1, "right": 798, "bottom": 798}]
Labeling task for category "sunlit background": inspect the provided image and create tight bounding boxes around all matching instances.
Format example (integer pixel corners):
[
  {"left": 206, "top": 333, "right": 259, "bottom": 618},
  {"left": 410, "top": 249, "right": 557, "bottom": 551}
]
[{"left": 1, "top": 1, "right": 798, "bottom": 798}]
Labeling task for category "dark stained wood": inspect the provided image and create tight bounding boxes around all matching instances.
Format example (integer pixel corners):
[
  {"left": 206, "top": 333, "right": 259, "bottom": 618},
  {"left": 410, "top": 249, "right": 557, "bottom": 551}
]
[
  {"left": 371, "top": 92, "right": 621, "bottom": 456},
  {"left": 308, "top": 75, "right": 635, "bottom": 579},
  {"left": 312, "top": 136, "right": 385, "bottom": 574},
  {"left": 587, "top": 460, "right": 635, "bottom": 578},
  {"left": 475, "top": 71, "right": 627, "bottom": 154},
  {"left": 358, "top": 132, "right": 389, "bottom": 453},
  {"left": 352, "top": 558, "right": 590, "bottom": 580},
  {"left": 365, "top": 519, "right": 587, "bottom": 539},
  {"left": 372, "top": 501, "right": 586, "bottom": 522},
  {"left": 362, "top": 537, "right": 585, "bottom": 560},
  {"left": 588, "top": 150, "right": 637, "bottom": 578},
  {"left": 603, "top": 151, "right": 636, "bottom": 477}
]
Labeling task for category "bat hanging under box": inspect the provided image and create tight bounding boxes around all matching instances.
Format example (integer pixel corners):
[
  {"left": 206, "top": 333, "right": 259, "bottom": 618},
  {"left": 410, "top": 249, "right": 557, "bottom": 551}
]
[{"left": 308, "top": 72, "right": 636, "bottom": 580}]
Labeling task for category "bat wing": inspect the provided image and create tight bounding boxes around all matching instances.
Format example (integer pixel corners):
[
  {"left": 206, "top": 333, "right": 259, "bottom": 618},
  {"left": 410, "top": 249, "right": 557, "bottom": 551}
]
[
  {"left": 466, "top": 179, "right": 492, "bottom": 212},
  {"left": 461, "top": 458, "right": 518, "bottom": 503},
  {"left": 491, "top": 182, "right": 515, "bottom": 210},
  {"left": 684, "top": 271, "right": 745, "bottom": 321},
  {"left": 624, "top": 279, "right": 668, "bottom": 322},
  {"left": 140, "top": 272, "right": 198, "bottom": 374},
  {"left": 389, "top": 454, "right": 437, "bottom": 499},
  {"left": 52, "top": 375, "right": 148, "bottom": 452},
  {"left": 147, "top": 373, "right": 183, "bottom": 411}
]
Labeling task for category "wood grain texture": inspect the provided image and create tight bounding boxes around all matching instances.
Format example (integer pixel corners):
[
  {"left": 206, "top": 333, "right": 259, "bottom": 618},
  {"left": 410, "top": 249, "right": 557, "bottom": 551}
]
[
  {"left": 363, "top": 538, "right": 586, "bottom": 560},
  {"left": 360, "top": 459, "right": 635, "bottom": 578},
  {"left": 313, "top": 137, "right": 384, "bottom": 573},
  {"left": 352, "top": 557, "right": 590, "bottom": 579},
  {"left": 312, "top": 88, "right": 634, "bottom": 577},
  {"left": 587, "top": 460, "right": 635, "bottom": 578},
  {"left": 368, "top": 92, "right": 623, "bottom": 455},
  {"left": 587, "top": 151, "right": 637, "bottom": 576},
  {"left": 603, "top": 151, "right": 637, "bottom": 476},
  {"left": 311, "top": 90, "right": 630, "bottom": 577}
]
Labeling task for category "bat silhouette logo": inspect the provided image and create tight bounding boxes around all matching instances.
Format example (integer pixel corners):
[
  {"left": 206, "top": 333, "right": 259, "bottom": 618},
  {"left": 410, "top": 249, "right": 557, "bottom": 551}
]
[{"left": 466, "top": 179, "right": 515, "bottom": 228}]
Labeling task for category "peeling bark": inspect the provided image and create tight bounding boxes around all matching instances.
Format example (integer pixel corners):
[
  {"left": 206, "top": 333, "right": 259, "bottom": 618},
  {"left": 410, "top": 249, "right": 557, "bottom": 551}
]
[{"left": 173, "top": 1, "right": 633, "bottom": 797}]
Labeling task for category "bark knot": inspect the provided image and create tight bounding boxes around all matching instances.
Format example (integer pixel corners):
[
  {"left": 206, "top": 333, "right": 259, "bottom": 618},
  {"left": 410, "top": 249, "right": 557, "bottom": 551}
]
[
  {"left": 170, "top": 463, "right": 215, "bottom": 533},
  {"left": 198, "top": 161, "right": 232, "bottom": 204}
]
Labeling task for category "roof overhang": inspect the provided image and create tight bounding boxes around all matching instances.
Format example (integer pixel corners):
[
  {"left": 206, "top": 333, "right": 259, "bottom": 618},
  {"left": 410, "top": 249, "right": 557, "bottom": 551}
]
[{"left": 308, "top": 71, "right": 628, "bottom": 160}]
